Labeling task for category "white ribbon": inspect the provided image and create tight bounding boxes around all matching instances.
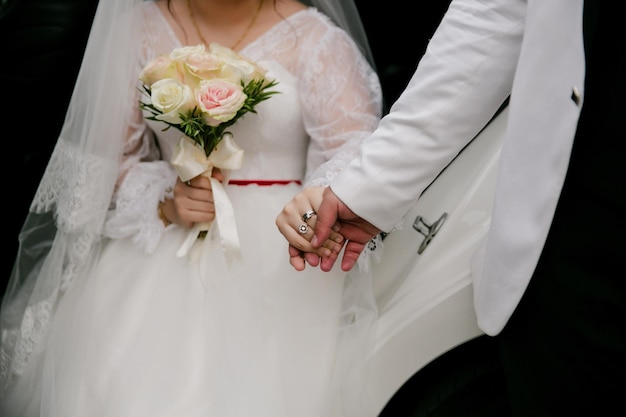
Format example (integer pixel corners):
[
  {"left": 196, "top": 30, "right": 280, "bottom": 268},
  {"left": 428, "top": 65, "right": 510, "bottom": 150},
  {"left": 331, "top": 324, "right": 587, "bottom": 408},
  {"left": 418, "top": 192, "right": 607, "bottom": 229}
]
[{"left": 171, "top": 133, "right": 244, "bottom": 263}]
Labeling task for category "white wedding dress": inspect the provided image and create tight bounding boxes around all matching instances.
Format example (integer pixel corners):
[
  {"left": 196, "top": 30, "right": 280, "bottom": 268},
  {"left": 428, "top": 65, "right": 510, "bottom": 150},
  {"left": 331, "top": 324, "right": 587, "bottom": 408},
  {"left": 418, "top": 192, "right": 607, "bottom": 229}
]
[{"left": 0, "top": 3, "right": 382, "bottom": 417}]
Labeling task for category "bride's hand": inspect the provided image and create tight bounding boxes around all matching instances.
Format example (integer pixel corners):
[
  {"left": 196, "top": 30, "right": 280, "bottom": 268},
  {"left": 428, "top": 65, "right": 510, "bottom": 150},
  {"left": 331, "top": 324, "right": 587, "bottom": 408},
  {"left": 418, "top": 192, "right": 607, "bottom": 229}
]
[
  {"left": 161, "top": 169, "right": 225, "bottom": 228},
  {"left": 276, "top": 186, "right": 345, "bottom": 271}
]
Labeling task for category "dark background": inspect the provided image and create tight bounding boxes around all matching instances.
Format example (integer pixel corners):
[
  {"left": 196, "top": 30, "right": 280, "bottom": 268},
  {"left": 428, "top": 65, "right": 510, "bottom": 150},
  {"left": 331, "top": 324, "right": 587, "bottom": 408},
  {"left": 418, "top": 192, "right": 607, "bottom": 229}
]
[{"left": 0, "top": 0, "right": 450, "bottom": 296}]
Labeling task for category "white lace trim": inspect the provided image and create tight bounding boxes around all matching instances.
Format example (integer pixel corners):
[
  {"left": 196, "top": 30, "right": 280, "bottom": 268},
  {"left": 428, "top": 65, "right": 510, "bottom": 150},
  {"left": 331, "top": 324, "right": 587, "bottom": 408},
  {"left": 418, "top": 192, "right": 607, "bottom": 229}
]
[
  {"left": 356, "top": 233, "right": 384, "bottom": 273},
  {"left": 30, "top": 139, "right": 117, "bottom": 234},
  {"left": 103, "top": 161, "right": 177, "bottom": 253},
  {"left": 1, "top": 297, "right": 52, "bottom": 380}
]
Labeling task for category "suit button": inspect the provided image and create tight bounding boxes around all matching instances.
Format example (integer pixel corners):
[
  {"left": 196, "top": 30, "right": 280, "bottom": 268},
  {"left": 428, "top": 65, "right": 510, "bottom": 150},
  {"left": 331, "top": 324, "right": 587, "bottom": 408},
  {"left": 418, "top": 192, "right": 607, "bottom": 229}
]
[{"left": 571, "top": 85, "right": 582, "bottom": 106}]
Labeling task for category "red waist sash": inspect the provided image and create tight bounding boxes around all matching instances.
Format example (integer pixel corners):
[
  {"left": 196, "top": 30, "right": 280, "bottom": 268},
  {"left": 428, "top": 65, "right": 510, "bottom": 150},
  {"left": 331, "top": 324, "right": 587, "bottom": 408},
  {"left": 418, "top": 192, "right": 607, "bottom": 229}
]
[{"left": 228, "top": 179, "right": 302, "bottom": 186}]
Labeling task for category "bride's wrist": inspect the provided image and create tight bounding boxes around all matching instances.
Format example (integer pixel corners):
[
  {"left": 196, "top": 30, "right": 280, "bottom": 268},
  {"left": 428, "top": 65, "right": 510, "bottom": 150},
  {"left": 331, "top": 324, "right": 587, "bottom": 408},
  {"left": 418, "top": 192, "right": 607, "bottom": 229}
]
[{"left": 157, "top": 201, "right": 171, "bottom": 227}]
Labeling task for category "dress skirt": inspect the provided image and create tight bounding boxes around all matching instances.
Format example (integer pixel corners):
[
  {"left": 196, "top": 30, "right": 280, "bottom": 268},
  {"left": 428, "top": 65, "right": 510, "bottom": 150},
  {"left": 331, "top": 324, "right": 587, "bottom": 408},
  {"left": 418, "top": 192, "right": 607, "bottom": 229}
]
[{"left": 3, "top": 183, "right": 347, "bottom": 417}]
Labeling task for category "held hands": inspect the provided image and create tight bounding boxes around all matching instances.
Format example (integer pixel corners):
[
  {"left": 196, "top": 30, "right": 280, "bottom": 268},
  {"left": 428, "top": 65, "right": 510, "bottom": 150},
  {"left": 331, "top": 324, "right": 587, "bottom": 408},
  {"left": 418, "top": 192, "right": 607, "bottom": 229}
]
[
  {"left": 275, "top": 186, "right": 345, "bottom": 271},
  {"left": 311, "top": 187, "right": 381, "bottom": 271},
  {"left": 159, "top": 169, "right": 226, "bottom": 228},
  {"left": 276, "top": 186, "right": 381, "bottom": 272}
]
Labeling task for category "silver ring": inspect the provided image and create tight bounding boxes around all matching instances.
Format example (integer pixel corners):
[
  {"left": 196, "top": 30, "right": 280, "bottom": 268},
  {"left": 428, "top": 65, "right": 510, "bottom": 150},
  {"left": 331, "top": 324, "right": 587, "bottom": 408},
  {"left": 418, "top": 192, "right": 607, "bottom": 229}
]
[
  {"left": 298, "top": 223, "right": 310, "bottom": 234},
  {"left": 302, "top": 209, "right": 317, "bottom": 222}
]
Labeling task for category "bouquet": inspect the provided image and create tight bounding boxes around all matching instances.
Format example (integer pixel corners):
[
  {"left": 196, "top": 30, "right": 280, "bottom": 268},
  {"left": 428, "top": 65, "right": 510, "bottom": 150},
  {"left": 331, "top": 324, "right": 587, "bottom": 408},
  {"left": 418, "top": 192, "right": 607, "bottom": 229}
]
[{"left": 139, "top": 43, "right": 279, "bottom": 261}]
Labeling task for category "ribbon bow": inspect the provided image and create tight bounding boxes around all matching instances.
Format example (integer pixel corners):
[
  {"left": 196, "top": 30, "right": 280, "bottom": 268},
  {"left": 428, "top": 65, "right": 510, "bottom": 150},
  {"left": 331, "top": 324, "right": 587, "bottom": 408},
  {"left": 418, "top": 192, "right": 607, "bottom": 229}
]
[{"left": 171, "top": 133, "right": 244, "bottom": 263}]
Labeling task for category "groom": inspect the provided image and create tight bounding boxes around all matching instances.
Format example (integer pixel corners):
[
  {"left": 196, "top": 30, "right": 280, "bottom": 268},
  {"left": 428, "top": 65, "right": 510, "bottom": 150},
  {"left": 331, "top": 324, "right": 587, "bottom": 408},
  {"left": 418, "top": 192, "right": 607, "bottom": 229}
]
[{"left": 278, "top": 0, "right": 625, "bottom": 415}]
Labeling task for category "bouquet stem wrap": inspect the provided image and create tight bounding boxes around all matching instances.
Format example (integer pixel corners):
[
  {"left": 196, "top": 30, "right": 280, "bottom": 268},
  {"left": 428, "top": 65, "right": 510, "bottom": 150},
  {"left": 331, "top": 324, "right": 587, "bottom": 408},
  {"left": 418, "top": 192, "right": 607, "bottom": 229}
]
[{"left": 171, "top": 133, "right": 244, "bottom": 263}]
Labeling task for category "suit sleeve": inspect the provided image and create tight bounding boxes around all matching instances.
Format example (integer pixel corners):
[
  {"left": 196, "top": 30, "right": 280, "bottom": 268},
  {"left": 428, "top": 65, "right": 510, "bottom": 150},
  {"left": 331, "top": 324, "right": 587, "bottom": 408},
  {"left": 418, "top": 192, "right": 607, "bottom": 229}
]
[{"left": 331, "top": 0, "right": 526, "bottom": 232}]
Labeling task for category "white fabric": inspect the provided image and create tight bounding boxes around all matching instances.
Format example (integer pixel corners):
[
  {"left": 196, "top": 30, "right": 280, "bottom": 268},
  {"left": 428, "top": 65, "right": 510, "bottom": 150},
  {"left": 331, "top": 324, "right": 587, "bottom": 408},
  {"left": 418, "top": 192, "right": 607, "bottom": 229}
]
[
  {"left": 330, "top": 0, "right": 585, "bottom": 335},
  {"left": 0, "top": 1, "right": 382, "bottom": 416}
]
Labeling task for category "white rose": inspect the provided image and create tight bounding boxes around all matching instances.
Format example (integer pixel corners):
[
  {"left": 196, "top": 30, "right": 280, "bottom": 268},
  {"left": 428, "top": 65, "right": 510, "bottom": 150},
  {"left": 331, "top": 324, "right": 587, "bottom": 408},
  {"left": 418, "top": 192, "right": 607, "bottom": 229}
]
[
  {"left": 209, "top": 42, "right": 264, "bottom": 84},
  {"left": 169, "top": 44, "right": 205, "bottom": 61},
  {"left": 150, "top": 78, "right": 196, "bottom": 124}
]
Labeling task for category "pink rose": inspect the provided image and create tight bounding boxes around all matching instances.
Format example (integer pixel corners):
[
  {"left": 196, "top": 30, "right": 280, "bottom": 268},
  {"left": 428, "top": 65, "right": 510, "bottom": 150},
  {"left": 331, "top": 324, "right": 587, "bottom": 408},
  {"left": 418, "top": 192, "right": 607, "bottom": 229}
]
[{"left": 196, "top": 79, "right": 247, "bottom": 126}]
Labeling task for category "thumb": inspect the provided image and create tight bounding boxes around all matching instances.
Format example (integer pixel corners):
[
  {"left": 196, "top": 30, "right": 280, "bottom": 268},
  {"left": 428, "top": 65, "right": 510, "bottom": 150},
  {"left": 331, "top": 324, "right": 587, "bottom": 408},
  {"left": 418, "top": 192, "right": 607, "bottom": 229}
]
[{"left": 311, "top": 188, "right": 339, "bottom": 248}]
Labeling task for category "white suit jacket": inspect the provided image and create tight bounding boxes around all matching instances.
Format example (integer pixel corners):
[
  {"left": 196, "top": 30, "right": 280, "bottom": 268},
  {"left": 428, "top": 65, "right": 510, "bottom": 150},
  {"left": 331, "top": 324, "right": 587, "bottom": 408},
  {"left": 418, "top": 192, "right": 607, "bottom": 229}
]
[{"left": 331, "top": 0, "right": 586, "bottom": 335}]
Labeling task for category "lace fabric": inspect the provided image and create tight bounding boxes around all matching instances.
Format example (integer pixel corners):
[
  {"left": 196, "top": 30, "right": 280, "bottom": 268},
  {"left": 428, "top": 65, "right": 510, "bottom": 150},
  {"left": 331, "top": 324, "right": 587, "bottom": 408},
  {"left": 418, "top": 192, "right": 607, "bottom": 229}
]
[
  {"left": 103, "top": 160, "right": 177, "bottom": 253},
  {"left": 31, "top": 139, "right": 118, "bottom": 233}
]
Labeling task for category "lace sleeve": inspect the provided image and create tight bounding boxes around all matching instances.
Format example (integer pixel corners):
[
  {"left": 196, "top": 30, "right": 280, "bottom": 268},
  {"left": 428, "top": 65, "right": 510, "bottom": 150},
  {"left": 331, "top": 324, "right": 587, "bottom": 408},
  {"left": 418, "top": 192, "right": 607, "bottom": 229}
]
[
  {"left": 102, "top": 75, "right": 178, "bottom": 253},
  {"left": 300, "top": 23, "right": 383, "bottom": 186}
]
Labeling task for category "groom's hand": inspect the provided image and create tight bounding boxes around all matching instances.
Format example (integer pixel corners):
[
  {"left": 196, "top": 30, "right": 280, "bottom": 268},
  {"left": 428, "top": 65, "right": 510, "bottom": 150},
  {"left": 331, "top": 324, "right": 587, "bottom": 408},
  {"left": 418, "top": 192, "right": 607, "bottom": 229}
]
[{"left": 312, "top": 187, "right": 381, "bottom": 272}]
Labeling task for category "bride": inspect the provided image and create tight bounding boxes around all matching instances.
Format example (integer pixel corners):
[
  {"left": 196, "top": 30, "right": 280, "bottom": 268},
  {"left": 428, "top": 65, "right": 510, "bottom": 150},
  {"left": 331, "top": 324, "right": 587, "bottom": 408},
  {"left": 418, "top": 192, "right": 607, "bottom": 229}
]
[{"left": 0, "top": 0, "right": 382, "bottom": 416}]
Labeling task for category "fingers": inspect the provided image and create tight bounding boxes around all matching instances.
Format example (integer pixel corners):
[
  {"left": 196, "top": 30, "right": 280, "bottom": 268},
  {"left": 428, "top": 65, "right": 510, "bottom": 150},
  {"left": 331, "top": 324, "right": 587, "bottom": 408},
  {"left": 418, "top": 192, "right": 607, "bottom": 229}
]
[
  {"left": 304, "top": 252, "right": 322, "bottom": 267},
  {"left": 288, "top": 244, "right": 307, "bottom": 271},
  {"left": 173, "top": 177, "right": 217, "bottom": 225},
  {"left": 303, "top": 216, "right": 344, "bottom": 252},
  {"left": 340, "top": 240, "right": 367, "bottom": 271},
  {"left": 329, "top": 217, "right": 380, "bottom": 272},
  {"left": 184, "top": 175, "right": 212, "bottom": 191},
  {"left": 277, "top": 186, "right": 348, "bottom": 271},
  {"left": 319, "top": 234, "right": 367, "bottom": 272},
  {"left": 320, "top": 256, "right": 338, "bottom": 272},
  {"left": 311, "top": 187, "right": 383, "bottom": 271},
  {"left": 278, "top": 216, "right": 337, "bottom": 258},
  {"left": 310, "top": 187, "right": 341, "bottom": 248},
  {"left": 275, "top": 186, "right": 342, "bottom": 257},
  {"left": 277, "top": 214, "right": 321, "bottom": 254},
  {"left": 334, "top": 222, "right": 378, "bottom": 247},
  {"left": 288, "top": 243, "right": 337, "bottom": 271},
  {"left": 211, "top": 168, "right": 225, "bottom": 183},
  {"left": 321, "top": 246, "right": 360, "bottom": 272},
  {"left": 285, "top": 215, "right": 341, "bottom": 271},
  {"left": 287, "top": 245, "right": 325, "bottom": 270}
]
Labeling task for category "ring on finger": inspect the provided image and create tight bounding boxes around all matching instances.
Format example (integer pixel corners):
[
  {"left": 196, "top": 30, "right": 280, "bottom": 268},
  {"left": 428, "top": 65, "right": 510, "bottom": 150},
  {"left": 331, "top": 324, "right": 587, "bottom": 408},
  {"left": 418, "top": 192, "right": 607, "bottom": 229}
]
[
  {"left": 302, "top": 209, "right": 317, "bottom": 223},
  {"left": 298, "top": 223, "right": 310, "bottom": 234}
]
